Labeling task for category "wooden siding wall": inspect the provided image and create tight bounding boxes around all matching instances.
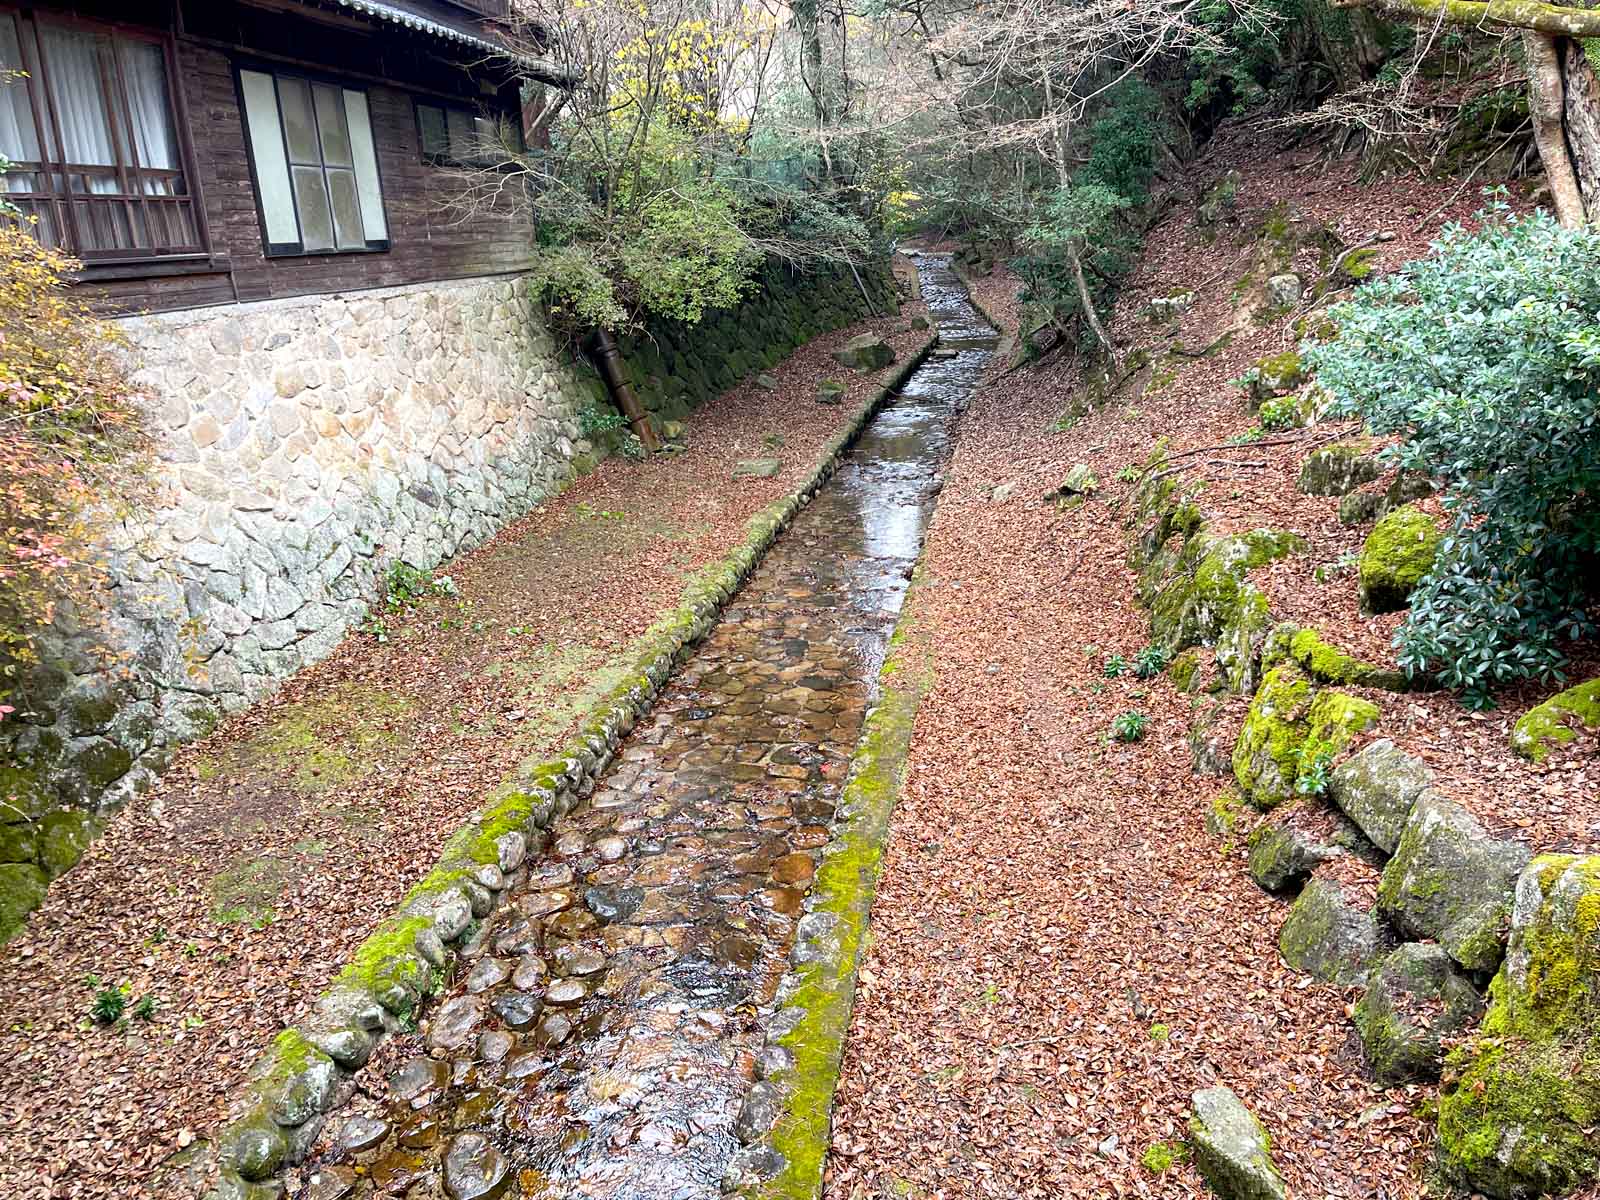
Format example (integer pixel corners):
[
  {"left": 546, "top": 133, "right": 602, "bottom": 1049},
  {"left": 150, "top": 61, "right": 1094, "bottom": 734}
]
[{"left": 69, "top": 1, "right": 536, "bottom": 315}]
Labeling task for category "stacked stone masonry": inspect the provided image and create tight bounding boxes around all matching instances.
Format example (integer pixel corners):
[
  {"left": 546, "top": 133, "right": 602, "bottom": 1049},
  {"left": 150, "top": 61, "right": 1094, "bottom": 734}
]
[{"left": 0, "top": 264, "right": 891, "bottom": 936}]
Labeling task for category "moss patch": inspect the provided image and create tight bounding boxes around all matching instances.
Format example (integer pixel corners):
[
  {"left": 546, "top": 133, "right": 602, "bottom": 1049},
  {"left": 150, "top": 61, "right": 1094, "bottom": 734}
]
[
  {"left": 1511, "top": 677, "right": 1600, "bottom": 764},
  {"left": 1287, "top": 627, "right": 1408, "bottom": 692},
  {"left": 755, "top": 574, "right": 935, "bottom": 1200},
  {"left": 196, "top": 683, "right": 413, "bottom": 795}
]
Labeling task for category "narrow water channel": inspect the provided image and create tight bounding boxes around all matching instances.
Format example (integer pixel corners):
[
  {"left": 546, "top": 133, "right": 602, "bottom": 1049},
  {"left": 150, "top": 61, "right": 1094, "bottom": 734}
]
[{"left": 298, "top": 255, "right": 994, "bottom": 1200}]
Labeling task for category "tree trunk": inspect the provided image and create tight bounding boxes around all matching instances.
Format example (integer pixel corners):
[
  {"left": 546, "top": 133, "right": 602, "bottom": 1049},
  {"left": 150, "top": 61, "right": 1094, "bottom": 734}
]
[
  {"left": 1068, "top": 245, "right": 1118, "bottom": 371},
  {"left": 1562, "top": 36, "right": 1600, "bottom": 218},
  {"left": 1526, "top": 30, "right": 1588, "bottom": 225}
]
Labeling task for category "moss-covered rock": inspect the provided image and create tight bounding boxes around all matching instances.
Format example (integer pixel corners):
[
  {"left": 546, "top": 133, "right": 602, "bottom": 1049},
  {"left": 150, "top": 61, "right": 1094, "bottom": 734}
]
[
  {"left": 1438, "top": 855, "right": 1600, "bottom": 1198},
  {"left": 1354, "top": 943, "right": 1484, "bottom": 1083},
  {"left": 1297, "top": 439, "right": 1385, "bottom": 497},
  {"left": 0, "top": 822, "right": 37, "bottom": 864},
  {"left": 1511, "top": 677, "right": 1600, "bottom": 764},
  {"left": 1244, "top": 352, "right": 1304, "bottom": 411},
  {"left": 37, "top": 808, "right": 100, "bottom": 880},
  {"left": 1170, "top": 649, "right": 1202, "bottom": 693},
  {"left": 1187, "top": 1086, "right": 1287, "bottom": 1200},
  {"left": 1327, "top": 738, "right": 1428, "bottom": 855},
  {"left": 1232, "top": 666, "right": 1314, "bottom": 808},
  {"left": 1358, "top": 505, "right": 1442, "bottom": 614},
  {"left": 830, "top": 334, "right": 895, "bottom": 372},
  {"left": 0, "top": 862, "right": 47, "bottom": 942},
  {"left": 1232, "top": 667, "right": 1378, "bottom": 809},
  {"left": 1214, "top": 585, "right": 1273, "bottom": 696},
  {"left": 1246, "top": 805, "right": 1340, "bottom": 893},
  {"left": 1206, "top": 789, "right": 1247, "bottom": 841},
  {"left": 1286, "top": 628, "right": 1409, "bottom": 693},
  {"left": 1149, "top": 530, "right": 1306, "bottom": 656},
  {"left": 1377, "top": 793, "right": 1530, "bottom": 973},
  {"left": 1338, "top": 490, "right": 1384, "bottom": 527},
  {"left": 1279, "top": 876, "right": 1391, "bottom": 985}
]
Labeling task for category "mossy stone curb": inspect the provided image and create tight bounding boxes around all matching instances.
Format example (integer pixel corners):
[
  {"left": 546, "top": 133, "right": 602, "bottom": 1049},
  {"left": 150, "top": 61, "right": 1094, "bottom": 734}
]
[
  {"left": 728, "top": 569, "right": 934, "bottom": 1200},
  {"left": 204, "top": 337, "right": 938, "bottom": 1199}
]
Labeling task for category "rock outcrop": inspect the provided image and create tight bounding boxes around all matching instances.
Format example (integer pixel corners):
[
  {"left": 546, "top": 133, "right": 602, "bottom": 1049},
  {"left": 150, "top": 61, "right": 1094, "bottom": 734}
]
[{"left": 1327, "top": 738, "right": 1428, "bottom": 855}]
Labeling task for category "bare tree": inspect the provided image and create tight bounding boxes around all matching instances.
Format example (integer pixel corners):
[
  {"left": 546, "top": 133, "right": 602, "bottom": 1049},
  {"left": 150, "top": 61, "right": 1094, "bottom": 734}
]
[{"left": 1332, "top": 0, "right": 1600, "bottom": 224}]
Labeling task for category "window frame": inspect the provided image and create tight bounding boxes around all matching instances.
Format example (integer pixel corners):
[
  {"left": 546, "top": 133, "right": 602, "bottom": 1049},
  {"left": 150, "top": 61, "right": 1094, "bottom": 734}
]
[
  {"left": 233, "top": 61, "right": 391, "bottom": 260},
  {"left": 413, "top": 97, "right": 523, "bottom": 170},
  {"left": 0, "top": 5, "right": 210, "bottom": 265}
]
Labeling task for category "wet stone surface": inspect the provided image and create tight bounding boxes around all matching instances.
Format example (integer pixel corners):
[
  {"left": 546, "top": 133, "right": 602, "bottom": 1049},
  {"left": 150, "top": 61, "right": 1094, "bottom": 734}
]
[{"left": 295, "top": 257, "right": 992, "bottom": 1199}]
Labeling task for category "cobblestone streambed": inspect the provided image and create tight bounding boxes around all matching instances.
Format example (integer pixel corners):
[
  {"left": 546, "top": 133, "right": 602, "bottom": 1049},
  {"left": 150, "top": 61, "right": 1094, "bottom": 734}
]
[{"left": 295, "top": 257, "right": 994, "bottom": 1200}]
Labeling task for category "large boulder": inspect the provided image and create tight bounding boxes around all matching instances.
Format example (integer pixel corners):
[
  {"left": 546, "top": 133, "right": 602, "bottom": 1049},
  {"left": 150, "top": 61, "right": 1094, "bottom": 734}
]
[
  {"left": 1511, "top": 677, "right": 1600, "bottom": 764},
  {"left": 1377, "top": 793, "right": 1529, "bottom": 974},
  {"left": 830, "top": 334, "right": 896, "bottom": 372},
  {"left": 1439, "top": 855, "right": 1600, "bottom": 1198},
  {"left": 1297, "top": 439, "right": 1385, "bottom": 497},
  {"left": 1279, "top": 876, "right": 1390, "bottom": 985},
  {"left": 1354, "top": 943, "right": 1483, "bottom": 1083},
  {"left": 1328, "top": 738, "right": 1429, "bottom": 855},
  {"left": 1232, "top": 667, "right": 1380, "bottom": 809},
  {"left": 1358, "top": 505, "right": 1442, "bottom": 614},
  {"left": 1187, "top": 1087, "right": 1288, "bottom": 1200}
]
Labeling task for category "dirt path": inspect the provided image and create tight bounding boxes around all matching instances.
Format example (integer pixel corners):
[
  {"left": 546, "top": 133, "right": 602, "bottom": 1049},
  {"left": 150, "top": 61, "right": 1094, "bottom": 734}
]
[
  {"left": 0, "top": 287, "right": 927, "bottom": 1200},
  {"left": 825, "top": 331, "right": 1431, "bottom": 1199}
]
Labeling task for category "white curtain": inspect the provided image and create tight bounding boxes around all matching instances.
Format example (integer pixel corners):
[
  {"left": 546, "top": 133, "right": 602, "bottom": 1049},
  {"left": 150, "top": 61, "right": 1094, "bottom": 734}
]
[
  {"left": 41, "top": 26, "right": 118, "bottom": 195},
  {"left": 0, "top": 16, "right": 42, "bottom": 193},
  {"left": 118, "top": 38, "right": 177, "bottom": 192}
]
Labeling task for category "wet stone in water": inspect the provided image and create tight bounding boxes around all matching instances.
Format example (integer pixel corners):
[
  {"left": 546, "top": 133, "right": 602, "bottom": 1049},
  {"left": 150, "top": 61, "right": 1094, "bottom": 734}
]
[
  {"left": 442, "top": 1132, "right": 511, "bottom": 1200},
  {"left": 552, "top": 943, "right": 606, "bottom": 976},
  {"left": 512, "top": 953, "right": 548, "bottom": 991},
  {"left": 545, "top": 978, "right": 589, "bottom": 1006},
  {"left": 491, "top": 991, "right": 544, "bottom": 1032},
  {"left": 464, "top": 958, "right": 510, "bottom": 993},
  {"left": 339, "top": 1114, "right": 390, "bottom": 1154},
  {"left": 584, "top": 885, "right": 643, "bottom": 923},
  {"left": 427, "top": 996, "right": 484, "bottom": 1054},
  {"left": 390, "top": 1057, "right": 449, "bottom": 1102},
  {"left": 478, "top": 1030, "right": 513, "bottom": 1062}
]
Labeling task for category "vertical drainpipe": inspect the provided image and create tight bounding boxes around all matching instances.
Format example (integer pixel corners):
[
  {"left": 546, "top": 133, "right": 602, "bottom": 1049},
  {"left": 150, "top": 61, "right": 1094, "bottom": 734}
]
[{"left": 589, "top": 328, "right": 662, "bottom": 453}]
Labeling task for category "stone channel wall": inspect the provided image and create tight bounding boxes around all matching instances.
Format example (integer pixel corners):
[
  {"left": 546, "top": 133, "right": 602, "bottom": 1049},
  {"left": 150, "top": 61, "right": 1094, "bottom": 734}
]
[{"left": 0, "top": 264, "right": 891, "bottom": 938}]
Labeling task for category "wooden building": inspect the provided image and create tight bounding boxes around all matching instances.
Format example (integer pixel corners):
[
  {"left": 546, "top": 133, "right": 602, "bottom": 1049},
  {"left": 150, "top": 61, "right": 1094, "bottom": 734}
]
[{"left": 0, "top": 0, "right": 552, "bottom": 313}]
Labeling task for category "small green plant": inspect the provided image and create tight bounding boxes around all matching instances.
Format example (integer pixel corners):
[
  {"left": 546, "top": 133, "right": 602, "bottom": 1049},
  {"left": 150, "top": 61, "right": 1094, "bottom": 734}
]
[
  {"left": 577, "top": 403, "right": 627, "bottom": 437},
  {"left": 1227, "top": 425, "right": 1266, "bottom": 446},
  {"left": 91, "top": 984, "right": 128, "bottom": 1025},
  {"left": 1132, "top": 644, "right": 1169, "bottom": 679},
  {"left": 361, "top": 614, "right": 390, "bottom": 644},
  {"left": 131, "top": 994, "right": 158, "bottom": 1022},
  {"left": 1258, "top": 395, "right": 1299, "bottom": 431},
  {"left": 1295, "top": 739, "right": 1336, "bottom": 796},
  {"left": 1116, "top": 464, "right": 1140, "bottom": 483},
  {"left": 1111, "top": 710, "right": 1149, "bottom": 743},
  {"left": 1103, "top": 653, "right": 1128, "bottom": 678},
  {"left": 1148, "top": 1022, "right": 1171, "bottom": 1041}
]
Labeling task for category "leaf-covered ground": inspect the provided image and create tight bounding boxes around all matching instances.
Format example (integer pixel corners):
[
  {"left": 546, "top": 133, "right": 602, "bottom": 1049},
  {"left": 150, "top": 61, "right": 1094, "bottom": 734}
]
[
  {"left": 0, "top": 283, "right": 929, "bottom": 1200},
  {"left": 828, "top": 137, "right": 1596, "bottom": 1199}
]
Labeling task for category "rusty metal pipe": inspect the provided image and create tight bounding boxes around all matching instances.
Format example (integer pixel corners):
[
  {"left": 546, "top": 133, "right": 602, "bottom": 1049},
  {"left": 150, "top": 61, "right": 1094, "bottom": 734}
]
[{"left": 588, "top": 328, "right": 661, "bottom": 453}]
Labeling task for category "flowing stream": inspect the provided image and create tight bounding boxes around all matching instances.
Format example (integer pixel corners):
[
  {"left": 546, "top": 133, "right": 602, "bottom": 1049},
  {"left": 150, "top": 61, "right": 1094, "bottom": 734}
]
[{"left": 297, "top": 255, "right": 995, "bottom": 1200}]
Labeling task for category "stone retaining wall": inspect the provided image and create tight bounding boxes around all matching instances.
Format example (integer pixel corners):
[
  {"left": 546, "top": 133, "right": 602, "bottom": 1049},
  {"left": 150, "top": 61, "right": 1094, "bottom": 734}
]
[{"left": 0, "top": 264, "right": 892, "bottom": 939}]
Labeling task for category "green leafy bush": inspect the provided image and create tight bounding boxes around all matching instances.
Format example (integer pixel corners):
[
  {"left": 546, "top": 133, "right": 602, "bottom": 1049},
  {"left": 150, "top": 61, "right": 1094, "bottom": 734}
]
[
  {"left": 1257, "top": 395, "right": 1300, "bottom": 431},
  {"left": 1304, "top": 201, "right": 1600, "bottom": 704},
  {"left": 1111, "top": 710, "right": 1150, "bottom": 743},
  {"left": 1104, "top": 653, "right": 1129, "bottom": 679},
  {"left": 1133, "top": 644, "right": 1170, "bottom": 679}
]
